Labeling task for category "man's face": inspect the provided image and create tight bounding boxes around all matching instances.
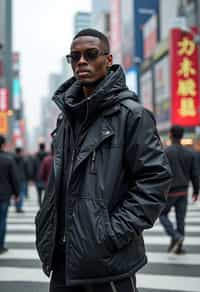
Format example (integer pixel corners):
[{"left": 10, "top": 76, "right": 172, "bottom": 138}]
[{"left": 69, "top": 36, "right": 112, "bottom": 86}]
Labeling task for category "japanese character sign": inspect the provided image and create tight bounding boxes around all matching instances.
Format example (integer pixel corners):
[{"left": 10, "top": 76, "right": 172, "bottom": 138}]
[{"left": 170, "top": 28, "right": 200, "bottom": 126}]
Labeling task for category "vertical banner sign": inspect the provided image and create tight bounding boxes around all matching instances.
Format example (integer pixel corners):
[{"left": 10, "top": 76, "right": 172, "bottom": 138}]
[
  {"left": 0, "top": 112, "right": 8, "bottom": 134},
  {"left": 170, "top": 28, "right": 200, "bottom": 126},
  {"left": 0, "top": 88, "right": 9, "bottom": 111},
  {"left": 110, "top": 0, "right": 122, "bottom": 64}
]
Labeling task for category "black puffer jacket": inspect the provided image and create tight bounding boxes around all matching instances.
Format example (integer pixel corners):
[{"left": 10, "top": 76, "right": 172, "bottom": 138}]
[
  {"left": 35, "top": 65, "right": 172, "bottom": 285},
  {"left": 0, "top": 150, "right": 19, "bottom": 201},
  {"left": 165, "top": 143, "right": 199, "bottom": 194}
]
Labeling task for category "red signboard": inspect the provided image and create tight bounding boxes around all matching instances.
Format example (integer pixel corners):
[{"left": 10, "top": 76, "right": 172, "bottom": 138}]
[
  {"left": 0, "top": 88, "right": 9, "bottom": 112},
  {"left": 170, "top": 28, "right": 200, "bottom": 126}
]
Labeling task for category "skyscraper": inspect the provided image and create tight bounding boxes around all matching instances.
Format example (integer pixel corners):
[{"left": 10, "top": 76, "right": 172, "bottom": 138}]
[{"left": 74, "top": 12, "right": 91, "bottom": 35}]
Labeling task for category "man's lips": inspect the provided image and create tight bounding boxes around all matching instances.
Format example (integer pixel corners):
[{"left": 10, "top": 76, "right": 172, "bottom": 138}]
[
  {"left": 78, "top": 71, "right": 89, "bottom": 77},
  {"left": 77, "top": 71, "right": 90, "bottom": 77}
]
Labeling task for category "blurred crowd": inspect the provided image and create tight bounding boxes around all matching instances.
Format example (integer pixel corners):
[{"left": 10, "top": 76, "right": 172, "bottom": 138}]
[{"left": 0, "top": 135, "right": 53, "bottom": 254}]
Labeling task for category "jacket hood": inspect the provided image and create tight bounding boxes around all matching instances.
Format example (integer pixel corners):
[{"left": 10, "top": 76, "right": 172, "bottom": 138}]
[{"left": 52, "top": 65, "right": 128, "bottom": 120}]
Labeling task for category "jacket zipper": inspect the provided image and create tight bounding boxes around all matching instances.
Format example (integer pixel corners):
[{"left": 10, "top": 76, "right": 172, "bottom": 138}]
[
  {"left": 45, "top": 207, "right": 57, "bottom": 276},
  {"left": 62, "top": 148, "right": 75, "bottom": 243},
  {"left": 90, "top": 150, "right": 97, "bottom": 174},
  {"left": 65, "top": 100, "right": 90, "bottom": 285},
  {"left": 65, "top": 141, "right": 76, "bottom": 285}
]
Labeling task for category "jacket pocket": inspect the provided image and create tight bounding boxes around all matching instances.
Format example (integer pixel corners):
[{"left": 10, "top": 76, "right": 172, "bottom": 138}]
[
  {"left": 70, "top": 197, "right": 112, "bottom": 258},
  {"left": 69, "top": 196, "right": 115, "bottom": 278}
]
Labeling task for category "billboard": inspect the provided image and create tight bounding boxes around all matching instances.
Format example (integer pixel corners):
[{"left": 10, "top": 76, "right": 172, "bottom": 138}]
[
  {"left": 110, "top": 0, "right": 122, "bottom": 64},
  {"left": 170, "top": 28, "right": 200, "bottom": 126},
  {"left": 121, "top": 0, "right": 134, "bottom": 69},
  {"left": 140, "top": 70, "right": 153, "bottom": 112},
  {"left": 133, "top": 0, "right": 159, "bottom": 60},
  {"left": 143, "top": 14, "right": 158, "bottom": 59},
  {"left": 154, "top": 55, "right": 170, "bottom": 131}
]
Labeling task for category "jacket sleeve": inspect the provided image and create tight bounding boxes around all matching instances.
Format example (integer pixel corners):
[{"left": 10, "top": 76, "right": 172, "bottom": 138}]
[{"left": 110, "top": 108, "right": 172, "bottom": 250}]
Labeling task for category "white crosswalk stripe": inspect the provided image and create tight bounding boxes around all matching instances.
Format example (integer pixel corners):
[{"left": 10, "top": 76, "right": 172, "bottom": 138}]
[{"left": 0, "top": 186, "right": 200, "bottom": 292}]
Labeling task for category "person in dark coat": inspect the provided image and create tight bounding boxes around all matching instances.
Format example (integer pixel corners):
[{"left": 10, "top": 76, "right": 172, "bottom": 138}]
[
  {"left": 160, "top": 125, "right": 199, "bottom": 254},
  {"left": 35, "top": 29, "right": 172, "bottom": 292},
  {"left": 14, "top": 147, "right": 29, "bottom": 212},
  {"left": 0, "top": 135, "right": 19, "bottom": 254},
  {"left": 39, "top": 144, "right": 53, "bottom": 187},
  {"left": 33, "top": 142, "right": 48, "bottom": 207}
]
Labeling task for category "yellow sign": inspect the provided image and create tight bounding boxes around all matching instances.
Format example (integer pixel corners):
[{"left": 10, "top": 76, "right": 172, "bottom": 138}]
[
  {"left": 178, "top": 37, "right": 195, "bottom": 56},
  {"left": 178, "top": 97, "right": 196, "bottom": 117},
  {"left": 178, "top": 57, "right": 196, "bottom": 78},
  {"left": 177, "top": 79, "right": 197, "bottom": 97},
  {"left": 0, "top": 112, "right": 8, "bottom": 134}
]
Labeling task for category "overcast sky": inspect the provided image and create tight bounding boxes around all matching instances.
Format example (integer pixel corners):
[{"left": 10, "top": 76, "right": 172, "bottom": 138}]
[{"left": 13, "top": 0, "right": 91, "bottom": 128}]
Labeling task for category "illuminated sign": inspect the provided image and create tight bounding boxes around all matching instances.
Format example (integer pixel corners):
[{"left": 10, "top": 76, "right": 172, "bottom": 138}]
[
  {"left": 0, "top": 88, "right": 9, "bottom": 111},
  {"left": 170, "top": 28, "right": 200, "bottom": 126},
  {"left": 0, "top": 112, "right": 8, "bottom": 134}
]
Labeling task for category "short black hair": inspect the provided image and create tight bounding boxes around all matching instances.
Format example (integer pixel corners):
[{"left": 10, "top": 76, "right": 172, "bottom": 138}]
[
  {"left": 170, "top": 125, "right": 184, "bottom": 140},
  {"left": 15, "top": 147, "right": 22, "bottom": 154},
  {"left": 39, "top": 142, "right": 46, "bottom": 151},
  {"left": 73, "top": 28, "right": 110, "bottom": 53},
  {"left": 0, "top": 135, "right": 6, "bottom": 147}
]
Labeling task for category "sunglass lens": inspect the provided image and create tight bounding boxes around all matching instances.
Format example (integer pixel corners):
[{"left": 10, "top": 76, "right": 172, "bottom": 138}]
[
  {"left": 85, "top": 49, "right": 99, "bottom": 61},
  {"left": 70, "top": 52, "right": 81, "bottom": 63}
]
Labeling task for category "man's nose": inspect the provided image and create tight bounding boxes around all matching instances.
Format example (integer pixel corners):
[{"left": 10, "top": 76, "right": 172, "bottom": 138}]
[{"left": 78, "top": 53, "right": 87, "bottom": 64}]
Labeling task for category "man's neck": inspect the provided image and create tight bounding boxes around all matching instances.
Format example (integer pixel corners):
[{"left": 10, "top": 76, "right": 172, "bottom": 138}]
[
  {"left": 82, "top": 75, "right": 107, "bottom": 97},
  {"left": 83, "top": 85, "right": 96, "bottom": 97}
]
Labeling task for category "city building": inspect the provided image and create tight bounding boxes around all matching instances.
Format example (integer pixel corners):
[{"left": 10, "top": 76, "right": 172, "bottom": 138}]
[
  {"left": 139, "top": 0, "right": 200, "bottom": 145},
  {"left": 0, "top": 0, "right": 13, "bottom": 148},
  {"left": 74, "top": 12, "right": 91, "bottom": 35},
  {"left": 91, "top": 0, "right": 110, "bottom": 37},
  {"left": 40, "top": 58, "right": 72, "bottom": 146},
  {"left": 109, "top": 0, "right": 159, "bottom": 94}
]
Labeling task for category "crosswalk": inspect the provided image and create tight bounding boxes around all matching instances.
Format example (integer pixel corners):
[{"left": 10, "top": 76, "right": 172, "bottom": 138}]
[{"left": 0, "top": 186, "right": 200, "bottom": 292}]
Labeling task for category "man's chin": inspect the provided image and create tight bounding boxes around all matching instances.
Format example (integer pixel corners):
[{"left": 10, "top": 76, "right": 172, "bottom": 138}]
[
  {"left": 79, "top": 78, "right": 105, "bottom": 87},
  {"left": 79, "top": 79, "right": 96, "bottom": 86}
]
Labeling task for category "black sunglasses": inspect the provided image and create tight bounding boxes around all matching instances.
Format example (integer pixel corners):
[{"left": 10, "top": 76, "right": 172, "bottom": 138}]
[{"left": 66, "top": 48, "right": 109, "bottom": 64}]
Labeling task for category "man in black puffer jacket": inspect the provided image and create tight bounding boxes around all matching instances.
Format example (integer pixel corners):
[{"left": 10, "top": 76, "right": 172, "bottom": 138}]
[{"left": 35, "top": 29, "right": 172, "bottom": 292}]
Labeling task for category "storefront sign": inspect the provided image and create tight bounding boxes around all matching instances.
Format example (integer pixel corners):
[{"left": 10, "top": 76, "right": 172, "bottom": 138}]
[
  {"left": 0, "top": 112, "right": 8, "bottom": 134},
  {"left": 170, "top": 28, "right": 200, "bottom": 126}
]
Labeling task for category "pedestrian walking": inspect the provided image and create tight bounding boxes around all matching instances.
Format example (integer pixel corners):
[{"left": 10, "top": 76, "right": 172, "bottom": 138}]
[
  {"left": 14, "top": 147, "right": 29, "bottom": 212},
  {"left": 39, "top": 144, "right": 53, "bottom": 187},
  {"left": 160, "top": 125, "right": 199, "bottom": 254},
  {"left": 35, "top": 28, "right": 172, "bottom": 292},
  {"left": 33, "top": 142, "right": 48, "bottom": 207},
  {"left": 0, "top": 135, "right": 19, "bottom": 254}
]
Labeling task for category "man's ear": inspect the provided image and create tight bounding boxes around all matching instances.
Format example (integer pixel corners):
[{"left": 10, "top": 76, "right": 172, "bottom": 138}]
[{"left": 107, "top": 54, "right": 113, "bottom": 67}]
